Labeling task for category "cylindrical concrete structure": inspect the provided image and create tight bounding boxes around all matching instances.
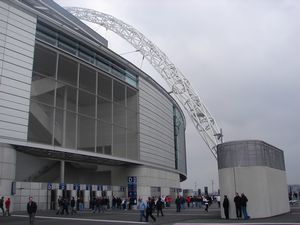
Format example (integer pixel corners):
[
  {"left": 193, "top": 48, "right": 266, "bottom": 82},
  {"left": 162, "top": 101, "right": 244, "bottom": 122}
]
[{"left": 217, "top": 140, "right": 289, "bottom": 219}]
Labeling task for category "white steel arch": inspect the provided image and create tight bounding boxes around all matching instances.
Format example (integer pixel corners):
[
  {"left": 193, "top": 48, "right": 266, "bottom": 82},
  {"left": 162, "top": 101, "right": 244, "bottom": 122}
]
[{"left": 65, "top": 7, "right": 222, "bottom": 158}]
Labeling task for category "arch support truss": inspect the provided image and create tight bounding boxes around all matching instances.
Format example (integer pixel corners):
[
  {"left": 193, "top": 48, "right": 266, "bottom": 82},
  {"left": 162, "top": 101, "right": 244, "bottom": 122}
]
[{"left": 65, "top": 7, "right": 222, "bottom": 158}]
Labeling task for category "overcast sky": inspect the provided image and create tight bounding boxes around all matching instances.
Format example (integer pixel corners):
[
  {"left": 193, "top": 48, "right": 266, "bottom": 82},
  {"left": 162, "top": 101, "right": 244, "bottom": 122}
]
[{"left": 55, "top": 0, "right": 300, "bottom": 192}]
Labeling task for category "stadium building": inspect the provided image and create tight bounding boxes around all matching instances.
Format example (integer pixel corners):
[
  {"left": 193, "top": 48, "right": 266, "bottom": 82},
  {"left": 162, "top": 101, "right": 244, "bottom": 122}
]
[{"left": 0, "top": 0, "right": 187, "bottom": 211}]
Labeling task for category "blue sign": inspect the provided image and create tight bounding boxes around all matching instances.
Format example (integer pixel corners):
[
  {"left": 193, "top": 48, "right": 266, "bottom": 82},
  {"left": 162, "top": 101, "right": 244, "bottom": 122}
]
[
  {"left": 128, "top": 176, "right": 137, "bottom": 184},
  {"left": 47, "top": 183, "right": 52, "bottom": 190},
  {"left": 73, "top": 184, "right": 80, "bottom": 191},
  {"left": 59, "top": 183, "right": 66, "bottom": 190},
  {"left": 128, "top": 176, "right": 137, "bottom": 205}
]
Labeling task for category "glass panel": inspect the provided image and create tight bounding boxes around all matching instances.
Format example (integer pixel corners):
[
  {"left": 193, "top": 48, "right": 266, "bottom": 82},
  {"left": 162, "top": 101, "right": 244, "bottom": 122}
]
[
  {"left": 127, "top": 129, "right": 138, "bottom": 160},
  {"left": 125, "top": 71, "right": 138, "bottom": 88},
  {"left": 97, "top": 97, "right": 112, "bottom": 123},
  {"left": 77, "top": 115, "right": 95, "bottom": 152},
  {"left": 28, "top": 101, "right": 53, "bottom": 145},
  {"left": 113, "top": 80, "right": 125, "bottom": 105},
  {"left": 65, "top": 111, "right": 76, "bottom": 149},
  {"left": 79, "top": 45, "right": 94, "bottom": 64},
  {"left": 97, "top": 121, "right": 112, "bottom": 155},
  {"left": 57, "top": 55, "right": 78, "bottom": 86},
  {"left": 125, "top": 76, "right": 137, "bottom": 88},
  {"left": 33, "top": 44, "right": 57, "bottom": 77},
  {"left": 78, "top": 90, "right": 95, "bottom": 117},
  {"left": 98, "top": 73, "right": 112, "bottom": 100},
  {"left": 96, "top": 56, "right": 111, "bottom": 72},
  {"left": 37, "top": 22, "right": 57, "bottom": 40},
  {"left": 111, "top": 66, "right": 125, "bottom": 80},
  {"left": 126, "top": 87, "right": 137, "bottom": 111},
  {"left": 113, "top": 125, "right": 126, "bottom": 158},
  {"left": 31, "top": 74, "right": 55, "bottom": 106},
  {"left": 56, "top": 84, "right": 77, "bottom": 112},
  {"left": 58, "top": 35, "right": 77, "bottom": 55},
  {"left": 127, "top": 109, "right": 137, "bottom": 131},
  {"left": 54, "top": 108, "right": 64, "bottom": 146},
  {"left": 79, "top": 64, "right": 96, "bottom": 93},
  {"left": 36, "top": 30, "right": 57, "bottom": 46},
  {"left": 113, "top": 103, "right": 126, "bottom": 127}
]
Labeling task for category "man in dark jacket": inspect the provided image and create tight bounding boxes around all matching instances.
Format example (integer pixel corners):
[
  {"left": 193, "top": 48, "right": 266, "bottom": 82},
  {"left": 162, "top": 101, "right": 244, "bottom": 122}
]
[
  {"left": 145, "top": 197, "right": 156, "bottom": 222},
  {"left": 234, "top": 192, "right": 242, "bottom": 219},
  {"left": 0, "top": 197, "right": 4, "bottom": 216},
  {"left": 241, "top": 193, "right": 250, "bottom": 219},
  {"left": 27, "top": 197, "right": 37, "bottom": 225},
  {"left": 156, "top": 197, "right": 164, "bottom": 217},
  {"left": 223, "top": 195, "right": 229, "bottom": 219}
]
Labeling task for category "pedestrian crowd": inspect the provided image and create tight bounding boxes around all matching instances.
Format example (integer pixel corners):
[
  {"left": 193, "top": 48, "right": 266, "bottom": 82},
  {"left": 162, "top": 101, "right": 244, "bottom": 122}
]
[
  {"left": 221, "top": 192, "right": 250, "bottom": 220},
  {"left": 0, "top": 196, "right": 11, "bottom": 216},
  {"left": 1, "top": 193, "right": 252, "bottom": 223}
]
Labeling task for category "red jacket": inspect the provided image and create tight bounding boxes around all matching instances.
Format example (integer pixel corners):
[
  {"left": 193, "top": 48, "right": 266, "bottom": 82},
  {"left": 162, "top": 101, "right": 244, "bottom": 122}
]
[{"left": 5, "top": 198, "right": 10, "bottom": 209}]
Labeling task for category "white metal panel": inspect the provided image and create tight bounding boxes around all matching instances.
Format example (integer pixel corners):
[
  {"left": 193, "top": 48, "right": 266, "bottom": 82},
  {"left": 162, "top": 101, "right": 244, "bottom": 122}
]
[
  {"left": 3, "top": 62, "right": 32, "bottom": 77},
  {"left": 0, "top": 113, "right": 28, "bottom": 126},
  {"left": 4, "top": 48, "right": 33, "bottom": 63},
  {"left": 8, "top": 5, "right": 36, "bottom": 23},
  {"left": 0, "top": 77, "right": 31, "bottom": 92},
  {"left": 0, "top": 2, "right": 36, "bottom": 142},
  {"left": 0, "top": 33, "right": 6, "bottom": 42},
  {"left": 0, "top": 99, "right": 29, "bottom": 112},
  {"left": 0, "top": 121, "right": 27, "bottom": 133},
  {"left": 0, "top": 129, "right": 26, "bottom": 140},
  {"left": 7, "top": 10, "right": 36, "bottom": 29},
  {"left": 3, "top": 54, "right": 32, "bottom": 70},
  {"left": 139, "top": 77, "right": 175, "bottom": 167},
  {"left": 5, "top": 39, "right": 34, "bottom": 56},
  {"left": 6, "top": 22, "right": 34, "bottom": 39},
  {"left": 5, "top": 42, "right": 33, "bottom": 59},
  {"left": 0, "top": 106, "right": 28, "bottom": 118},
  {"left": 6, "top": 29, "right": 35, "bottom": 46},
  {"left": 0, "top": 20, "right": 6, "bottom": 29},
  {"left": 0, "top": 84, "right": 30, "bottom": 98},
  {"left": 0, "top": 92, "right": 30, "bottom": 107},
  {"left": 1, "top": 68, "right": 31, "bottom": 84}
]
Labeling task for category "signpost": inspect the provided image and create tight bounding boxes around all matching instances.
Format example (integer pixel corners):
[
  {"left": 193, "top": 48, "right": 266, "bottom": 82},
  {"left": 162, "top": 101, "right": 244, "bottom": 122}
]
[{"left": 128, "top": 176, "right": 137, "bottom": 205}]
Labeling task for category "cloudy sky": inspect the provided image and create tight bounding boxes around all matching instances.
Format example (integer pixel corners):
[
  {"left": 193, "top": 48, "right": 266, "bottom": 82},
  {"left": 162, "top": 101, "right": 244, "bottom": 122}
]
[{"left": 55, "top": 0, "right": 300, "bottom": 191}]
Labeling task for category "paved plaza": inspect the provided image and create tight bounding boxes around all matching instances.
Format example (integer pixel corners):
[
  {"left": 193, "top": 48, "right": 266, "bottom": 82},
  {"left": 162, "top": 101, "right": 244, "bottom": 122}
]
[{"left": 1, "top": 203, "right": 300, "bottom": 225}]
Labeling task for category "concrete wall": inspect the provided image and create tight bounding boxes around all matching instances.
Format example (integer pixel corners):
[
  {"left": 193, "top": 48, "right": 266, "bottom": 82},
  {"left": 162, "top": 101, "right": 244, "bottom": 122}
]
[
  {"left": 219, "top": 166, "right": 289, "bottom": 218},
  {"left": 0, "top": 143, "right": 16, "bottom": 212},
  {"left": 111, "top": 165, "right": 180, "bottom": 200},
  {"left": 218, "top": 140, "right": 289, "bottom": 219},
  {"left": 0, "top": 0, "right": 36, "bottom": 141}
]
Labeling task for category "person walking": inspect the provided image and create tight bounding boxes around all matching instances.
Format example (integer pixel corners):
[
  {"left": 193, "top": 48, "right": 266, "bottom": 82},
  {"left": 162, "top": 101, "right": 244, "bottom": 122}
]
[
  {"left": 27, "top": 197, "right": 37, "bottom": 225},
  {"left": 5, "top": 197, "right": 11, "bottom": 216},
  {"left": 70, "top": 197, "right": 77, "bottom": 215},
  {"left": 175, "top": 195, "right": 181, "bottom": 212},
  {"left": 234, "top": 192, "right": 242, "bottom": 219},
  {"left": 204, "top": 197, "right": 209, "bottom": 212},
  {"left": 145, "top": 197, "right": 156, "bottom": 222},
  {"left": 156, "top": 197, "right": 164, "bottom": 217},
  {"left": 241, "top": 193, "right": 250, "bottom": 220},
  {"left": 56, "top": 196, "right": 62, "bottom": 215},
  {"left": 0, "top": 197, "right": 4, "bottom": 216},
  {"left": 223, "top": 195, "right": 229, "bottom": 219},
  {"left": 137, "top": 198, "right": 146, "bottom": 222}
]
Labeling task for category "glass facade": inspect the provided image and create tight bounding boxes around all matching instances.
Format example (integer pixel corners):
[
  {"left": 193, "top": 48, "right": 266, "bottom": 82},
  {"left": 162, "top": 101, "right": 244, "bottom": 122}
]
[
  {"left": 173, "top": 106, "right": 187, "bottom": 174},
  {"left": 28, "top": 43, "right": 138, "bottom": 160},
  {"left": 35, "top": 21, "right": 138, "bottom": 88}
]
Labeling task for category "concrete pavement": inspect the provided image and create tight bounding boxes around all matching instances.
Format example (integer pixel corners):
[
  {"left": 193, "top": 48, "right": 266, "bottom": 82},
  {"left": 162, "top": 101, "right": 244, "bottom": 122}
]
[{"left": 1, "top": 203, "right": 299, "bottom": 225}]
